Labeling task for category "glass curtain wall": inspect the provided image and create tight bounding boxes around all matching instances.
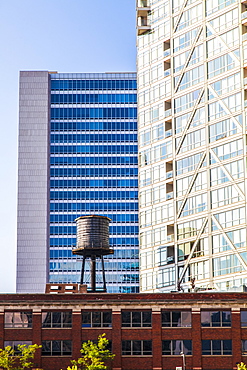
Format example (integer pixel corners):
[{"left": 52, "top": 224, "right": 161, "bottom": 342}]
[{"left": 49, "top": 73, "right": 139, "bottom": 293}]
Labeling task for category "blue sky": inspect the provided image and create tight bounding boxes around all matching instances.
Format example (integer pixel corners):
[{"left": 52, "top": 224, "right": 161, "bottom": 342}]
[{"left": 0, "top": 0, "right": 136, "bottom": 293}]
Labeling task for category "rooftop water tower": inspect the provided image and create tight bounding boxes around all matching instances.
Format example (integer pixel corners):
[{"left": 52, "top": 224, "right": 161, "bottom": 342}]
[{"left": 72, "top": 215, "right": 113, "bottom": 292}]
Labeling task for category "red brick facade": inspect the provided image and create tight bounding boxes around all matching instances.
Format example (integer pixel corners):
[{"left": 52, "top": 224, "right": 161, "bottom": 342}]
[{"left": 1, "top": 292, "right": 247, "bottom": 370}]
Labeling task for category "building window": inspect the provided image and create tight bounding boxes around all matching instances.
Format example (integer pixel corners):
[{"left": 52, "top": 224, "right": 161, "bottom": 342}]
[
  {"left": 4, "top": 312, "right": 32, "bottom": 328},
  {"left": 42, "top": 311, "right": 72, "bottom": 328},
  {"left": 42, "top": 340, "right": 72, "bottom": 356},
  {"left": 122, "top": 311, "right": 152, "bottom": 327},
  {"left": 122, "top": 340, "right": 152, "bottom": 355},
  {"left": 82, "top": 311, "right": 112, "bottom": 328},
  {"left": 202, "top": 340, "right": 232, "bottom": 355},
  {"left": 241, "top": 311, "right": 247, "bottom": 327},
  {"left": 161, "top": 311, "right": 191, "bottom": 327},
  {"left": 242, "top": 340, "right": 247, "bottom": 354},
  {"left": 201, "top": 311, "right": 231, "bottom": 327},
  {"left": 162, "top": 340, "right": 192, "bottom": 355},
  {"left": 4, "top": 341, "right": 32, "bottom": 354}
]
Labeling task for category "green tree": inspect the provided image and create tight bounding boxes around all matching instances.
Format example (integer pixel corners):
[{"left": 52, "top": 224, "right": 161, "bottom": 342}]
[
  {"left": 0, "top": 344, "right": 41, "bottom": 370},
  {"left": 71, "top": 334, "right": 115, "bottom": 370},
  {"left": 237, "top": 363, "right": 247, "bottom": 370}
]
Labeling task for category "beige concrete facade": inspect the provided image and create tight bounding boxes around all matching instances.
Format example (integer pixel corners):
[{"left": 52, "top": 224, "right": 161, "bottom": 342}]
[{"left": 137, "top": 0, "right": 247, "bottom": 292}]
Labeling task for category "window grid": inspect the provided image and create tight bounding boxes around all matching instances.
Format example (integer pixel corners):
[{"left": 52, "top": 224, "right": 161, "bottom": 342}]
[
  {"left": 162, "top": 311, "right": 192, "bottom": 327},
  {"left": 201, "top": 311, "right": 231, "bottom": 327},
  {"left": 4, "top": 312, "right": 32, "bottom": 328},
  {"left": 122, "top": 340, "right": 152, "bottom": 356},
  {"left": 82, "top": 311, "right": 112, "bottom": 328},
  {"left": 41, "top": 340, "right": 72, "bottom": 356},
  {"left": 162, "top": 340, "right": 192, "bottom": 355},
  {"left": 121, "top": 311, "right": 152, "bottom": 327},
  {"left": 202, "top": 340, "right": 232, "bottom": 355},
  {"left": 42, "top": 312, "right": 72, "bottom": 328}
]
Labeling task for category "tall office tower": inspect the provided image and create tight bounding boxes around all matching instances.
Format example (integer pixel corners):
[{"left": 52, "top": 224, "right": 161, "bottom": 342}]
[
  {"left": 137, "top": 0, "right": 247, "bottom": 292},
  {"left": 17, "top": 71, "right": 139, "bottom": 293}
]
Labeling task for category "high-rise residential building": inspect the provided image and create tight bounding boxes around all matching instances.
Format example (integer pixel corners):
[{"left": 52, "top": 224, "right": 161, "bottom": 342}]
[
  {"left": 137, "top": 0, "right": 247, "bottom": 292},
  {"left": 17, "top": 71, "right": 139, "bottom": 293}
]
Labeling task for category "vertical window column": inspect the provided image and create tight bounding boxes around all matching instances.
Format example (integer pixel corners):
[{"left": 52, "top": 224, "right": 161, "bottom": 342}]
[
  {"left": 112, "top": 310, "right": 122, "bottom": 370},
  {"left": 191, "top": 308, "right": 201, "bottom": 369},
  {"left": 231, "top": 308, "right": 241, "bottom": 365},
  {"left": 72, "top": 309, "right": 82, "bottom": 360},
  {"left": 32, "top": 309, "right": 42, "bottom": 367},
  {"left": 152, "top": 309, "right": 162, "bottom": 370},
  {"left": 0, "top": 311, "right": 4, "bottom": 349}
]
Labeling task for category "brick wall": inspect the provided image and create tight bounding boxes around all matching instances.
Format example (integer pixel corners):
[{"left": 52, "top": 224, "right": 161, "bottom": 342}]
[{"left": 1, "top": 292, "right": 247, "bottom": 370}]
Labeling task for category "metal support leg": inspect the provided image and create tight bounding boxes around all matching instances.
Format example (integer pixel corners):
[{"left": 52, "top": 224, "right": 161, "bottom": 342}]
[
  {"left": 80, "top": 257, "right": 86, "bottom": 285},
  {"left": 101, "top": 255, "right": 107, "bottom": 292},
  {"left": 91, "top": 256, "right": 96, "bottom": 292}
]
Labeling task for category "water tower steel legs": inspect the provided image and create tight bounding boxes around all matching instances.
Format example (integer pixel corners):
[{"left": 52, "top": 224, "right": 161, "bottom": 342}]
[
  {"left": 80, "top": 257, "right": 86, "bottom": 285},
  {"left": 91, "top": 256, "right": 96, "bottom": 292},
  {"left": 101, "top": 255, "right": 107, "bottom": 292},
  {"left": 80, "top": 255, "right": 107, "bottom": 292}
]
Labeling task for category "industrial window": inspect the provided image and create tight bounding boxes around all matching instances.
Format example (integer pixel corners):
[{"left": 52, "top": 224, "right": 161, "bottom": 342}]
[
  {"left": 42, "top": 340, "right": 72, "bottom": 356},
  {"left": 4, "top": 341, "right": 32, "bottom": 355},
  {"left": 241, "top": 311, "right": 247, "bottom": 327},
  {"left": 242, "top": 340, "right": 247, "bottom": 354},
  {"left": 122, "top": 340, "right": 152, "bottom": 355},
  {"left": 82, "top": 311, "right": 112, "bottom": 328},
  {"left": 161, "top": 311, "right": 191, "bottom": 327},
  {"left": 42, "top": 311, "right": 72, "bottom": 328},
  {"left": 201, "top": 311, "right": 231, "bottom": 327},
  {"left": 202, "top": 340, "right": 232, "bottom": 355},
  {"left": 121, "top": 311, "right": 152, "bottom": 327},
  {"left": 162, "top": 340, "right": 192, "bottom": 355},
  {"left": 4, "top": 312, "right": 32, "bottom": 328}
]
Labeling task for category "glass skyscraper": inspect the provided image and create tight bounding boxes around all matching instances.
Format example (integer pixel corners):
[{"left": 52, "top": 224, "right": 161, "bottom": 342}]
[
  {"left": 17, "top": 71, "right": 139, "bottom": 293},
  {"left": 137, "top": 0, "right": 247, "bottom": 292}
]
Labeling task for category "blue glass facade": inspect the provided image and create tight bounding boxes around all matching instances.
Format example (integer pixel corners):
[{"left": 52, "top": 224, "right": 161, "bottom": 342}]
[{"left": 49, "top": 72, "right": 139, "bottom": 293}]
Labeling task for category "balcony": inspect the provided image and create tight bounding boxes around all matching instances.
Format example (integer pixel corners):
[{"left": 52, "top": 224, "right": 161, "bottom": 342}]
[
  {"left": 137, "top": 0, "right": 151, "bottom": 35},
  {"left": 137, "top": 16, "right": 151, "bottom": 35},
  {"left": 164, "top": 49, "right": 171, "bottom": 58},
  {"left": 243, "top": 33, "right": 247, "bottom": 42},
  {"left": 167, "top": 256, "right": 174, "bottom": 264},
  {"left": 166, "top": 234, "right": 174, "bottom": 243},
  {"left": 166, "top": 170, "right": 173, "bottom": 179},
  {"left": 137, "top": 0, "right": 150, "bottom": 6},
  {"left": 165, "top": 129, "right": 172, "bottom": 138},
  {"left": 242, "top": 11, "right": 247, "bottom": 25},
  {"left": 164, "top": 108, "right": 172, "bottom": 118},
  {"left": 242, "top": 11, "right": 247, "bottom": 19},
  {"left": 137, "top": 3, "right": 151, "bottom": 17},
  {"left": 166, "top": 191, "right": 174, "bottom": 200}
]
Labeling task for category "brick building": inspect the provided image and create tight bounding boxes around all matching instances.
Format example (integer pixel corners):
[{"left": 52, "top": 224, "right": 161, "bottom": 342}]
[{"left": 1, "top": 291, "right": 247, "bottom": 370}]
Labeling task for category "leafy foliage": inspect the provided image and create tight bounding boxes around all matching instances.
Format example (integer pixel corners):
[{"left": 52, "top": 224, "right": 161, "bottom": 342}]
[
  {"left": 0, "top": 344, "right": 41, "bottom": 370},
  {"left": 0, "top": 346, "right": 16, "bottom": 370},
  {"left": 237, "top": 363, "right": 247, "bottom": 370},
  {"left": 71, "top": 334, "right": 115, "bottom": 370}
]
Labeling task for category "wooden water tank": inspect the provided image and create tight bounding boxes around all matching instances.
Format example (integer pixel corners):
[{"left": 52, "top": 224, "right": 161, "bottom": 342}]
[{"left": 72, "top": 215, "right": 113, "bottom": 256}]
